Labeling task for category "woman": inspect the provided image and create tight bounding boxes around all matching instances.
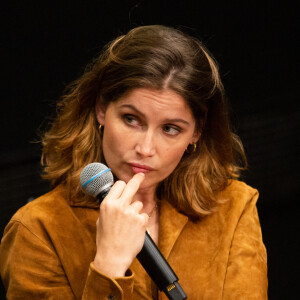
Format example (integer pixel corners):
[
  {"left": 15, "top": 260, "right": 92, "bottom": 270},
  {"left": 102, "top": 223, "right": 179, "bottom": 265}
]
[{"left": 0, "top": 25, "right": 268, "bottom": 299}]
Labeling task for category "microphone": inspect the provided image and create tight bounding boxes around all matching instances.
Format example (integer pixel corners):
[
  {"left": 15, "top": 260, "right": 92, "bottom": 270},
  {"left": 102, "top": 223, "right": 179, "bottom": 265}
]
[{"left": 80, "top": 162, "right": 187, "bottom": 300}]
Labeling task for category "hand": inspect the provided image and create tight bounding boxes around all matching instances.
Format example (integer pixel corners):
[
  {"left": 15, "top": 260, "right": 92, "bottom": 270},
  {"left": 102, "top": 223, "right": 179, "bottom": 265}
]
[{"left": 93, "top": 173, "right": 149, "bottom": 278}]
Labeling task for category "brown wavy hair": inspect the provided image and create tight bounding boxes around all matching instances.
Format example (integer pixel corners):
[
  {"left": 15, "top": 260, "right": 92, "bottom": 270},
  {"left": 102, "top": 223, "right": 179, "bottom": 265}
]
[{"left": 41, "top": 25, "right": 247, "bottom": 217}]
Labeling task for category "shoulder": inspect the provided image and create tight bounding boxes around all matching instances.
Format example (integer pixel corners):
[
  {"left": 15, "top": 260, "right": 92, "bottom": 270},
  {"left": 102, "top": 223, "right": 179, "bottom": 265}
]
[
  {"left": 222, "top": 179, "right": 258, "bottom": 198},
  {"left": 10, "top": 185, "right": 69, "bottom": 224},
  {"left": 3, "top": 185, "right": 71, "bottom": 241},
  {"left": 209, "top": 180, "right": 260, "bottom": 225},
  {"left": 220, "top": 179, "right": 259, "bottom": 208}
]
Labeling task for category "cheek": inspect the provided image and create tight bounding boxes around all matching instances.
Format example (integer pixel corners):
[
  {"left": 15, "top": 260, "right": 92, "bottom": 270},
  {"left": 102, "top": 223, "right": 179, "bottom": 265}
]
[
  {"left": 161, "top": 146, "right": 186, "bottom": 172},
  {"left": 102, "top": 124, "right": 122, "bottom": 157},
  {"left": 102, "top": 122, "right": 134, "bottom": 159}
]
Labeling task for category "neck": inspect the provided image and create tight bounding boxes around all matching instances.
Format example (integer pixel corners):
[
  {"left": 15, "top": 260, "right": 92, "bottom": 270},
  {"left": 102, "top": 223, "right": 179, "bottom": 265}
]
[
  {"left": 133, "top": 186, "right": 158, "bottom": 216},
  {"left": 135, "top": 185, "right": 160, "bottom": 244}
]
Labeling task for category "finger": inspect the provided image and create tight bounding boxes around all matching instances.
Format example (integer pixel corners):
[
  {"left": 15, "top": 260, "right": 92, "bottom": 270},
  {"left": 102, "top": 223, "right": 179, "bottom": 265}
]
[
  {"left": 104, "top": 180, "right": 126, "bottom": 201},
  {"left": 139, "top": 212, "right": 150, "bottom": 228},
  {"left": 130, "top": 200, "right": 144, "bottom": 214},
  {"left": 119, "top": 173, "right": 145, "bottom": 205}
]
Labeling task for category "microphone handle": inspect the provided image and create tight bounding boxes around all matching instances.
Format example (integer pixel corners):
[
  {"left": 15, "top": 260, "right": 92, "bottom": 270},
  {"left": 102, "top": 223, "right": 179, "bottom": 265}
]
[
  {"left": 97, "top": 189, "right": 187, "bottom": 299},
  {"left": 137, "top": 231, "right": 187, "bottom": 300}
]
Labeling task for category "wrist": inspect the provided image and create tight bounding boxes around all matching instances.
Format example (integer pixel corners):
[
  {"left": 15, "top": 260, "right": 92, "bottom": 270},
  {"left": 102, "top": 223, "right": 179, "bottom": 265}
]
[{"left": 93, "top": 255, "right": 129, "bottom": 278}]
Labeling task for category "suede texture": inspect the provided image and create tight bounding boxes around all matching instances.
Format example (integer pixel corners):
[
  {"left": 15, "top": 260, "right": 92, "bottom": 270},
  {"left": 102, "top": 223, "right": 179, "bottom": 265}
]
[{"left": 0, "top": 180, "right": 268, "bottom": 299}]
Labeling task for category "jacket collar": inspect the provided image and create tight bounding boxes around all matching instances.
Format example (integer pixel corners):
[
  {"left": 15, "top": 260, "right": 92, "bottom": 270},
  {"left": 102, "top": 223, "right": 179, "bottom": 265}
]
[{"left": 158, "top": 199, "right": 189, "bottom": 259}]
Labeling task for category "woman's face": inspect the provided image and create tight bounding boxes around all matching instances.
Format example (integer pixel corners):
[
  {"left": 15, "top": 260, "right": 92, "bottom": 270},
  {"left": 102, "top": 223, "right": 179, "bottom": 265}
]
[{"left": 96, "top": 88, "right": 200, "bottom": 191}]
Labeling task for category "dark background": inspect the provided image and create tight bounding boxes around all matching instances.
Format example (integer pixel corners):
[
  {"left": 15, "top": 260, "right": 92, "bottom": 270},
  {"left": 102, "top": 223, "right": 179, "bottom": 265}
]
[{"left": 0, "top": 1, "right": 299, "bottom": 298}]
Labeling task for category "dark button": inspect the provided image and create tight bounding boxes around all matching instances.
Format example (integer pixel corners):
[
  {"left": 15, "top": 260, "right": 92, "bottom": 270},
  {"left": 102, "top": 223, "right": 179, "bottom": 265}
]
[{"left": 108, "top": 294, "right": 116, "bottom": 300}]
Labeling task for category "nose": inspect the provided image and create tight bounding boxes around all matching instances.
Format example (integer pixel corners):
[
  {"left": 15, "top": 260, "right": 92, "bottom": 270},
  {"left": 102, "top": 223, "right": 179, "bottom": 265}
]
[{"left": 134, "top": 130, "right": 156, "bottom": 157}]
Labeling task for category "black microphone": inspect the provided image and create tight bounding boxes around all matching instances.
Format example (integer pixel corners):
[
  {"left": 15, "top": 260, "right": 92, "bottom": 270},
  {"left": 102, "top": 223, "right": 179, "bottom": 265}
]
[{"left": 80, "top": 162, "right": 187, "bottom": 300}]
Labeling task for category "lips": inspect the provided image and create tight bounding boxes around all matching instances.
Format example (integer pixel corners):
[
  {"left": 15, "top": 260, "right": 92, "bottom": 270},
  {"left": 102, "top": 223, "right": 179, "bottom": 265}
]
[{"left": 129, "top": 163, "right": 154, "bottom": 174}]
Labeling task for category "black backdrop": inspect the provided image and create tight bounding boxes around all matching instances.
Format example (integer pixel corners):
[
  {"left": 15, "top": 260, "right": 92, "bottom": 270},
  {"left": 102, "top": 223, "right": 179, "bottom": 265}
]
[{"left": 0, "top": 1, "right": 299, "bottom": 299}]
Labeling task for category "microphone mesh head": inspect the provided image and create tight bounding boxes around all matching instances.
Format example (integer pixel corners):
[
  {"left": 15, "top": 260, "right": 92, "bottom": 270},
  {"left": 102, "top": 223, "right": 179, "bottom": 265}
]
[{"left": 80, "top": 163, "right": 114, "bottom": 197}]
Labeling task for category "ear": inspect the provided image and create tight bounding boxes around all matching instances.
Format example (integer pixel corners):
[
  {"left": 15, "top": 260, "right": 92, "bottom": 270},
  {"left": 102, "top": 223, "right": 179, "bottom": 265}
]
[
  {"left": 191, "top": 116, "right": 206, "bottom": 144},
  {"left": 95, "top": 97, "right": 106, "bottom": 125},
  {"left": 190, "top": 128, "right": 202, "bottom": 144}
]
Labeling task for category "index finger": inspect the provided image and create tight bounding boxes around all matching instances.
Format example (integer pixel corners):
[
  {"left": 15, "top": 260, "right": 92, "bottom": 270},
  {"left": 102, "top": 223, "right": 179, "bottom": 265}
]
[{"left": 119, "top": 173, "right": 145, "bottom": 205}]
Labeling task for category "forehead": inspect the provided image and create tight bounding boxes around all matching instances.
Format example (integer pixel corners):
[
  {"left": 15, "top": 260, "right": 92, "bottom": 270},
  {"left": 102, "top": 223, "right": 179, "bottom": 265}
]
[{"left": 113, "top": 88, "right": 194, "bottom": 118}]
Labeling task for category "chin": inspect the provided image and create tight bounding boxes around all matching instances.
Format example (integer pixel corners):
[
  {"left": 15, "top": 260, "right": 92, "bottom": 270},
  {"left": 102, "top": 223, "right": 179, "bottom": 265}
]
[{"left": 112, "top": 169, "right": 133, "bottom": 183}]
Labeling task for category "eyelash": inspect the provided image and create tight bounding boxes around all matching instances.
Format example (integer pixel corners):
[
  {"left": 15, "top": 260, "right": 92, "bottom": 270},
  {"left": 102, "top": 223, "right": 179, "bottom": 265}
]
[
  {"left": 123, "top": 114, "right": 139, "bottom": 125},
  {"left": 163, "top": 125, "right": 181, "bottom": 136},
  {"left": 122, "top": 114, "right": 181, "bottom": 136}
]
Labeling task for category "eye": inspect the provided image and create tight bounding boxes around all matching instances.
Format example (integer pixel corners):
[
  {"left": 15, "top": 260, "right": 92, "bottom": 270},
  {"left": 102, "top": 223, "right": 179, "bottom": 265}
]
[
  {"left": 163, "top": 125, "right": 181, "bottom": 136},
  {"left": 123, "top": 114, "right": 139, "bottom": 126}
]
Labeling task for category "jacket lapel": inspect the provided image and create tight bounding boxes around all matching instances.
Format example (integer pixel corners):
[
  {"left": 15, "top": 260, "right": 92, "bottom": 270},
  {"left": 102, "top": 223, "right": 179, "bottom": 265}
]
[{"left": 158, "top": 200, "right": 188, "bottom": 259}]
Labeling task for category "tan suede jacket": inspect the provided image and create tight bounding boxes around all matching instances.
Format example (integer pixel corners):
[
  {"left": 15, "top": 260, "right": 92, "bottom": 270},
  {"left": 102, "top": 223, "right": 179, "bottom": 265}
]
[{"left": 0, "top": 180, "right": 268, "bottom": 299}]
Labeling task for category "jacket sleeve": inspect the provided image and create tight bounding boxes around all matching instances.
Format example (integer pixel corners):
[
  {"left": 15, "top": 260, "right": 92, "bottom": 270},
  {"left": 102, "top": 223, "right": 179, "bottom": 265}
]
[
  {"left": 222, "top": 190, "right": 268, "bottom": 299},
  {"left": 0, "top": 220, "right": 134, "bottom": 300}
]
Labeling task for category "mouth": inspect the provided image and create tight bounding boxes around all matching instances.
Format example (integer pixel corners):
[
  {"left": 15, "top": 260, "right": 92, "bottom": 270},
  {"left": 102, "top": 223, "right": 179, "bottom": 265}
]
[{"left": 129, "top": 163, "right": 155, "bottom": 174}]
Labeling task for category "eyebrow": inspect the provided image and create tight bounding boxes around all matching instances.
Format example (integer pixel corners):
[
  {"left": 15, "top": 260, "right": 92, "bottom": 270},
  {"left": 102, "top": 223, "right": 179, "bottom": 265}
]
[{"left": 119, "top": 104, "right": 191, "bottom": 126}]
